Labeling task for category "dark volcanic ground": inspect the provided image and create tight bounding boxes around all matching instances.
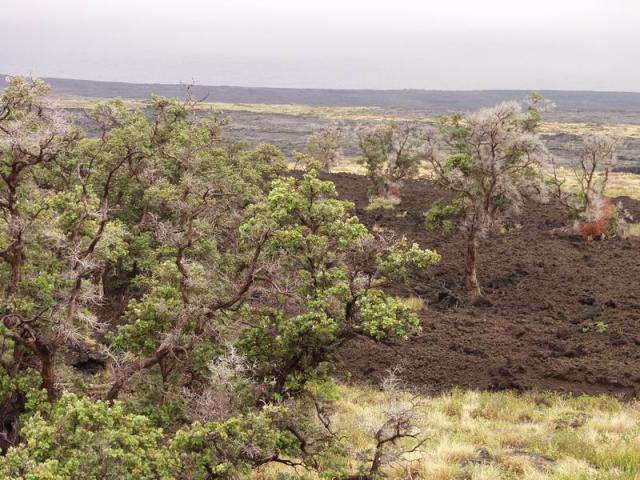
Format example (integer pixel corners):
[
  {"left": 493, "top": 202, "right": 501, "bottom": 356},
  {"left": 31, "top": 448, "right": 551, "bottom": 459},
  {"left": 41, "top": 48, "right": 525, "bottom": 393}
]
[{"left": 325, "top": 172, "right": 640, "bottom": 399}]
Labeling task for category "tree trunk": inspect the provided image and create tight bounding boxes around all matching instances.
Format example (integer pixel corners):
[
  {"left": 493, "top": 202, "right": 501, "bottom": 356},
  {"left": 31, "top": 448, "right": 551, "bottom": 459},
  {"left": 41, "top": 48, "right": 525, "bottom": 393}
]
[
  {"left": 369, "top": 446, "right": 383, "bottom": 476},
  {"left": 8, "top": 245, "right": 22, "bottom": 297},
  {"left": 36, "top": 346, "right": 58, "bottom": 402},
  {"left": 465, "top": 235, "right": 482, "bottom": 297}
]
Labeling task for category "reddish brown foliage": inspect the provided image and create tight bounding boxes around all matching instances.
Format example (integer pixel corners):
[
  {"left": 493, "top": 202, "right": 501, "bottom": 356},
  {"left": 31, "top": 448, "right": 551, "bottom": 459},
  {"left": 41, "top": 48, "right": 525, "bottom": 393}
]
[
  {"left": 387, "top": 182, "right": 402, "bottom": 198},
  {"left": 576, "top": 199, "right": 616, "bottom": 239},
  {"left": 577, "top": 218, "right": 610, "bottom": 239}
]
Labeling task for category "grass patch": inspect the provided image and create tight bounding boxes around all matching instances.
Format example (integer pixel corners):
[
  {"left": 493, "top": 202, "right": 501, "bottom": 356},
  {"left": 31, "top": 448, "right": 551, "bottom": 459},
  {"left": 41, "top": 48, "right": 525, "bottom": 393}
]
[
  {"left": 548, "top": 167, "right": 640, "bottom": 201},
  {"left": 258, "top": 385, "right": 640, "bottom": 479},
  {"left": 539, "top": 122, "right": 640, "bottom": 138},
  {"left": 623, "top": 223, "right": 640, "bottom": 238},
  {"left": 366, "top": 196, "right": 400, "bottom": 211},
  {"left": 396, "top": 296, "right": 425, "bottom": 312},
  {"left": 55, "top": 96, "right": 435, "bottom": 123}
]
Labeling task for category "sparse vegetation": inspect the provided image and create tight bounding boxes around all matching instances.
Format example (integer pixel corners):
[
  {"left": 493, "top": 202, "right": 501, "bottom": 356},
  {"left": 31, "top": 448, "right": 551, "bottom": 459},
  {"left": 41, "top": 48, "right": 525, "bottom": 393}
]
[{"left": 54, "top": 97, "right": 640, "bottom": 139}]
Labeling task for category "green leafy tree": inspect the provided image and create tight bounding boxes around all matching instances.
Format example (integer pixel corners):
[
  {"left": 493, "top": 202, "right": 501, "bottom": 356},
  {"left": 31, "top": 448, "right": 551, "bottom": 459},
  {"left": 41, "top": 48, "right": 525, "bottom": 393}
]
[
  {"left": 239, "top": 171, "right": 440, "bottom": 400},
  {"left": 172, "top": 405, "right": 304, "bottom": 479},
  {"left": 0, "top": 81, "right": 154, "bottom": 406},
  {"left": 106, "top": 95, "right": 286, "bottom": 403},
  {"left": 0, "top": 77, "right": 440, "bottom": 479}
]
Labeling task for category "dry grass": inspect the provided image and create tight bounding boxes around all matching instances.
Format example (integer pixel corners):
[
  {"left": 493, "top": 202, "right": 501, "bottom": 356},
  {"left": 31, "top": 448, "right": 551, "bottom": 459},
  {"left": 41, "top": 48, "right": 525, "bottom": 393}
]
[
  {"left": 623, "top": 223, "right": 640, "bottom": 238},
  {"left": 258, "top": 384, "right": 640, "bottom": 479},
  {"left": 396, "top": 296, "right": 425, "bottom": 312},
  {"left": 539, "top": 122, "right": 640, "bottom": 138},
  {"left": 548, "top": 167, "right": 640, "bottom": 201},
  {"left": 326, "top": 156, "right": 367, "bottom": 175},
  {"left": 55, "top": 96, "right": 433, "bottom": 123},
  {"left": 603, "top": 174, "right": 640, "bottom": 201}
]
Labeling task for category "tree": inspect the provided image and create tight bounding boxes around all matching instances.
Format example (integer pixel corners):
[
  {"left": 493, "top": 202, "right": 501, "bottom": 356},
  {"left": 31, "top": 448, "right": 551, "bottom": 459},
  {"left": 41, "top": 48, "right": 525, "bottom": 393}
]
[
  {"left": 306, "top": 124, "right": 345, "bottom": 172},
  {"left": 522, "top": 92, "right": 555, "bottom": 132},
  {"left": 105, "top": 96, "right": 286, "bottom": 403},
  {"left": 0, "top": 77, "right": 288, "bottom": 431},
  {"left": 363, "top": 370, "right": 425, "bottom": 478},
  {"left": 549, "top": 132, "right": 622, "bottom": 237},
  {"left": 358, "top": 123, "right": 428, "bottom": 200},
  {"left": 425, "top": 101, "right": 548, "bottom": 297},
  {"left": 238, "top": 171, "right": 440, "bottom": 401},
  {"left": 0, "top": 76, "right": 83, "bottom": 425},
  {"left": 0, "top": 84, "right": 154, "bottom": 406}
]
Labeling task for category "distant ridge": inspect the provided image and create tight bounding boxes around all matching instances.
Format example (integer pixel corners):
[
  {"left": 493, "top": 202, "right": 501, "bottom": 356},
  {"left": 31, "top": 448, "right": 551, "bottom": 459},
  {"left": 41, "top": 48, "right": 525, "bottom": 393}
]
[{"left": 3, "top": 74, "right": 640, "bottom": 112}]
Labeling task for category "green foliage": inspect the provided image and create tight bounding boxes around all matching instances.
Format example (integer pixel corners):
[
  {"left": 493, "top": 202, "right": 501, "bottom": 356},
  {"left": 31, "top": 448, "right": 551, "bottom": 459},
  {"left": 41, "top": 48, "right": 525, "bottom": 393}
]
[
  {"left": 239, "top": 171, "right": 438, "bottom": 397},
  {"left": 424, "top": 198, "right": 465, "bottom": 234},
  {"left": 0, "top": 78, "right": 440, "bottom": 479},
  {"left": 0, "top": 361, "right": 48, "bottom": 417},
  {"left": 172, "top": 406, "right": 299, "bottom": 479},
  {"left": 436, "top": 113, "right": 469, "bottom": 150},
  {"left": 0, "top": 394, "right": 175, "bottom": 480},
  {"left": 424, "top": 100, "right": 548, "bottom": 295},
  {"left": 356, "top": 290, "right": 419, "bottom": 340},
  {"left": 524, "top": 92, "right": 554, "bottom": 132},
  {"left": 581, "top": 321, "right": 609, "bottom": 334},
  {"left": 376, "top": 237, "right": 442, "bottom": 279},
  {"left": 234, "top": 143, "right": 287, "bottom": 190},
  {"left": 112, "top": 285, "right": 183, "bottom": 355},
  {"left": 306, "top": 125, "right": 344, "bottom": 172},
  {"left": 365, "top": 196, "right": 399, "bottom": 211}
]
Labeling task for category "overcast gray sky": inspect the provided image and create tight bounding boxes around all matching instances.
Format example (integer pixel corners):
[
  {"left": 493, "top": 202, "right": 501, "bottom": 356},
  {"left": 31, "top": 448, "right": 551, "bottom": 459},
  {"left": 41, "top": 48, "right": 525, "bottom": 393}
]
[{"left": 1, "top": 0, "right": 639, "bottom": 91}]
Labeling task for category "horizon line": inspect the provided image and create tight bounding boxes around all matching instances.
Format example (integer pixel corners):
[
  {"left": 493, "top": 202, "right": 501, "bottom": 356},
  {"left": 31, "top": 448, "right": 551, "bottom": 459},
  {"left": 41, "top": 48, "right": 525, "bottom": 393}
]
[{"left": 3, "top": 72, "right": 640, "bottom": 96}]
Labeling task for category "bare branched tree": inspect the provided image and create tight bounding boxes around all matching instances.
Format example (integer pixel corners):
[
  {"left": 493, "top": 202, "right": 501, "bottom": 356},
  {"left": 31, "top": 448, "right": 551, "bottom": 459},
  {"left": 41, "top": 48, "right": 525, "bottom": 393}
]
[
  {"left": 550, "top": 132, "right": 621, "bottom": 218},
  {"left": 354, "top": 368, "right": 425, "bottom": 478}
]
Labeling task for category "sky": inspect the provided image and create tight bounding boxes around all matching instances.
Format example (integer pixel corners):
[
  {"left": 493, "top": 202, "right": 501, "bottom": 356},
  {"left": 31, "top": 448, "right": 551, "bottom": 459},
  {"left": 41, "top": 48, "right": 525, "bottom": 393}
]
[{"left": 1, "top": 0, "right": 639, "bottom": 91}]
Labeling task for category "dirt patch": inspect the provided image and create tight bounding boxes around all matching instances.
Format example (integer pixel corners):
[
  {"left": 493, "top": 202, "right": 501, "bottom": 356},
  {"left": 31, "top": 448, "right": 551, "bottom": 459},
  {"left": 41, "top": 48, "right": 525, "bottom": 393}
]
[{"left": 326, "top": 172, "right": 640, "bottom": 399}]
